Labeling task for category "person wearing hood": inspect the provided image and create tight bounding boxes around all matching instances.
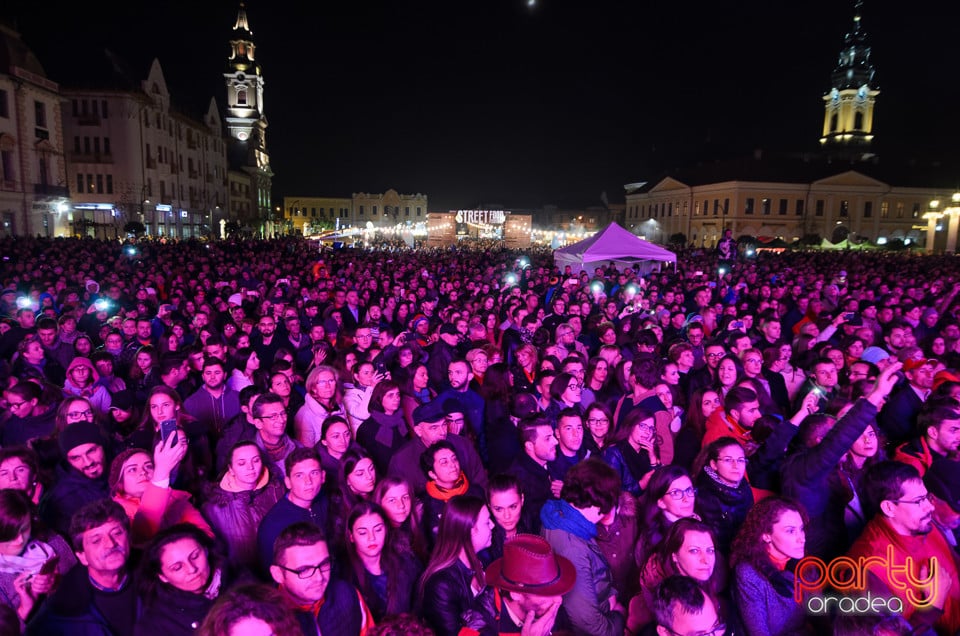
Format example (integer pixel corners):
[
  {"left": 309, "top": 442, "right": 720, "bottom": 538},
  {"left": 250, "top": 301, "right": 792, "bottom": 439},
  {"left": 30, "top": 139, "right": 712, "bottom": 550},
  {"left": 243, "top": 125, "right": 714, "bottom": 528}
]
[
  {"left": 38, "top": 420, "right": 111, "bottom": 536},
  {"left": 541, "top": 458, "right": 626, "bottom": 636},
  {"left": 62, "top": 356, "right": 112, "bottom": 418}
]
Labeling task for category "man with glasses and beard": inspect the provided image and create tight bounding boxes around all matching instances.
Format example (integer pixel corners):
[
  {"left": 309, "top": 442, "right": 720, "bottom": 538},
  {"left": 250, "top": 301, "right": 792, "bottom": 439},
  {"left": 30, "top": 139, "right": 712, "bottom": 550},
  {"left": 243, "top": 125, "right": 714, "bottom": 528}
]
[{"left": 846, "top": 461, "right": 960, "bottom": 634}]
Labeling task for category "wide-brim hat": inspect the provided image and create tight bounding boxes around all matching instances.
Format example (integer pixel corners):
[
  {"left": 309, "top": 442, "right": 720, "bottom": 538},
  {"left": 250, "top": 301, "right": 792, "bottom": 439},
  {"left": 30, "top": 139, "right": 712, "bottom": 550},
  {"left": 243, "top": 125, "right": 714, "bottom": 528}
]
[{"left": 485, "top": 534, "right": 576, "bottom": 596}]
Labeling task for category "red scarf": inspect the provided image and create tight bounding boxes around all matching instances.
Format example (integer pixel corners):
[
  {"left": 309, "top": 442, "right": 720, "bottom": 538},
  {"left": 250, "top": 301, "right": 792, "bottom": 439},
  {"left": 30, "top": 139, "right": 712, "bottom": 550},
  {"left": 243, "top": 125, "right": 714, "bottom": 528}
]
[{"left": 426, "top": 474, "right": 469, "bottom": 502}]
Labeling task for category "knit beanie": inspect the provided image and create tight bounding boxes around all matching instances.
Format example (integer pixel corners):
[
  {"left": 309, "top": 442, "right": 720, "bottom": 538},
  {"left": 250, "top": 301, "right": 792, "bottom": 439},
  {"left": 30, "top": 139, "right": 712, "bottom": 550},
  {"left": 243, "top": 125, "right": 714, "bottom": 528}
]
[{"left": 58, "top": 420, "right": 105, "bottom": 455}]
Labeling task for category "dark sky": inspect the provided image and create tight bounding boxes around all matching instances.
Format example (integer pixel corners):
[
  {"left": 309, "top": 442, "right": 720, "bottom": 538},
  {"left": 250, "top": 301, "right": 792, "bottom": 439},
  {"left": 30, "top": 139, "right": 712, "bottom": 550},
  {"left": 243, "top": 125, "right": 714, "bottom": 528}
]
[{"left": 8, "top": 0, "right": 960, "bottom": 210}]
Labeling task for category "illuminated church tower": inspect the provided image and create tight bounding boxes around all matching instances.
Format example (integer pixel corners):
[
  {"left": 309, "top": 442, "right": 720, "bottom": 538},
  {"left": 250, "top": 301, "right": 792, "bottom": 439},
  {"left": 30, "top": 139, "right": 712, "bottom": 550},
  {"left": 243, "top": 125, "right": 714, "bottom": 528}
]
[
  {"left": 820, "top": 0, "right": 879, "bottom": 148},
  {"left": 224, "top": 2, "right": 273, "bottom": 227}
]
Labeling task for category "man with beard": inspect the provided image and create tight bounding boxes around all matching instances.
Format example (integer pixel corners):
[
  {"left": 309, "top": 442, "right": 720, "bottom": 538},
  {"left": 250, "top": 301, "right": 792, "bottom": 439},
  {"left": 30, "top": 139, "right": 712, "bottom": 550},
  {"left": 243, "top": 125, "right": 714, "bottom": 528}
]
[
  {"left": 184, "top": 357, "right": 241, "bottom": 437},
  {"left": 508, "top": 417, "right": 562, "bottom": 522},
  {"left": 436, "top": 358, "right": 486, "bottom": 461},
  {"left": 847, "top": 462, "right": 960, "bottom": 634},
  {"left": 29, "top": 500, "right": 138, "bottom": 635},
  {"left": 39, "top": 421, "right": 111, "bottom": 535},
  {"left": 252, "top": 314, "right": 282, "bottom": 364}
]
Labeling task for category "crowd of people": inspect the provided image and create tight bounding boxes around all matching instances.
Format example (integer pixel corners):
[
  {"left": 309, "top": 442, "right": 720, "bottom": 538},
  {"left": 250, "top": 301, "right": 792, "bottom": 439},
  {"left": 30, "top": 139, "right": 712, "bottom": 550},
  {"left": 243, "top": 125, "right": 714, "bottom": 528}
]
[{"left": 0, "top": 233, "right": 959, "bottom": 635}]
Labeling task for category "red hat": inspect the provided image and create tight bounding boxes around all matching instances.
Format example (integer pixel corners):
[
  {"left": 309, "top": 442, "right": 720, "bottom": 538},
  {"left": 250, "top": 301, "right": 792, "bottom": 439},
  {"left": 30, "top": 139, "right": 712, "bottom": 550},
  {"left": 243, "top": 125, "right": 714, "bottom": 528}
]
[
  {"left": 934, "top": 370, "right": 960, "bottom": 391},
  {"left": 485, "top": 534, "right": 576, "bottom": 596}
]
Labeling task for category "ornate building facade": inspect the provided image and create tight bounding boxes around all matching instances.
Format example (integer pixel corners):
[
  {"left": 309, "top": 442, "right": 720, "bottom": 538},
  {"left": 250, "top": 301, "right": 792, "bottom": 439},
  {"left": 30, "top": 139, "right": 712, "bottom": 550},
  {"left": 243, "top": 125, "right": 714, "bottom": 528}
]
[{"left": 0, "top": 23, "right": 69, "bottom": 237}]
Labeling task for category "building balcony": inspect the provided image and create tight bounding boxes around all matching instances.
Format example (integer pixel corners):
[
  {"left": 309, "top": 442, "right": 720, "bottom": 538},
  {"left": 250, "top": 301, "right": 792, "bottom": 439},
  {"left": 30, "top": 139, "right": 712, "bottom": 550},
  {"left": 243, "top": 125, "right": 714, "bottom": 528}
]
[
  {"left": 70, "top": 152, "right": 113, "bottom": 164},
  {"left": 33, "top": 183, "right": 70, "bottom": 198}
]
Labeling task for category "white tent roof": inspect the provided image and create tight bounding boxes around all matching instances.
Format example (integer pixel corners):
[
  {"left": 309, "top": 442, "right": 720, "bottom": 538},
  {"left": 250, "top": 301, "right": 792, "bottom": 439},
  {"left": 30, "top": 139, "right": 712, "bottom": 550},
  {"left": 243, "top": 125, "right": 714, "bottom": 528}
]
[{"left": 554, "top": 222, "right": 676, "bottom": 273}]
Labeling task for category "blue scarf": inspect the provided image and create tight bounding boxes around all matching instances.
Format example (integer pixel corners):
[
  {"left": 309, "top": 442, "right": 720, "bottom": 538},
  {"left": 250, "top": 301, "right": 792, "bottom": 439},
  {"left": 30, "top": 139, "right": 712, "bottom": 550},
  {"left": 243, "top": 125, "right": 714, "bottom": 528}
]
[{"left": 540, "top": 499, "right": 597, "bottom": 541}]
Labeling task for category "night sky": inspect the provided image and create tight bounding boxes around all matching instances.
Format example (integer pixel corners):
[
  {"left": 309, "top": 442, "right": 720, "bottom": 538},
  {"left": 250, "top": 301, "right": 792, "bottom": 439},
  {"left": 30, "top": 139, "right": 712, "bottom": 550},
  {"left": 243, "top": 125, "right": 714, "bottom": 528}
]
[{"left": 7, "top": 0, "right": 960, "bottom": 210}]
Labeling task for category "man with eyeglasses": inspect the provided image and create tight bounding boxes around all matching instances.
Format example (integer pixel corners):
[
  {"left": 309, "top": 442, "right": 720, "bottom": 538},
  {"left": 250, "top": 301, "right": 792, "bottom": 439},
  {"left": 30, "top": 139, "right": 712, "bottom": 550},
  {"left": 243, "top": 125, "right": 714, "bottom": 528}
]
[
  {"left": 271, "top": 522, "right": 372, "bottom": 636},
  {"left": 653, "top": 575, "right": 724, "bottom": 636},
  {"left": 252, "top": 393, "right": 302, "bottom": 477},
  {"left": 847, "top": 461, "right": 960, "bottom": 634},
  {"left": 687, "top": 341, "right": 727, "bottom": 397}
]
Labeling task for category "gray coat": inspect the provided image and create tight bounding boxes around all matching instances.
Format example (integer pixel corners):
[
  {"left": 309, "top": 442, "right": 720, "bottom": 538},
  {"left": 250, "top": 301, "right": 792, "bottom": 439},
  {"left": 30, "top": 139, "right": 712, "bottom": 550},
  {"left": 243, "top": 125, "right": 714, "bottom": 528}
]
[{"left": 542, "top": 525, "right": 625, "bottom": 636}]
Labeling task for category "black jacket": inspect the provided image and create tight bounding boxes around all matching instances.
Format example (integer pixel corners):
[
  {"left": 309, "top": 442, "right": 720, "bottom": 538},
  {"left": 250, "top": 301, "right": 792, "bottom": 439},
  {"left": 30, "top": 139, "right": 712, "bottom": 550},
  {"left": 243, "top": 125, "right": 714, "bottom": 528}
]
[
  {"left": 694, "top": 470, "right": 754, "bottom": 554},
  {"left": 39, "top": 463, "right": 110, "bottom": 536},
  {"left": 135, "top": 578, "right": 218, "bottom": 636},
  {"left": 420, "top": 560, "right": 497, "bottom": 636}
]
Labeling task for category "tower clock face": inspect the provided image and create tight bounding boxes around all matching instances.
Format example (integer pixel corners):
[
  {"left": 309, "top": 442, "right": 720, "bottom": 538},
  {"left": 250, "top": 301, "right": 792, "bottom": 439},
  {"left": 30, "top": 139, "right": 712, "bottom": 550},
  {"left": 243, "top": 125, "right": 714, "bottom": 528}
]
[{"left": 237, "top": 131, "right": 249, "bottom": 141}]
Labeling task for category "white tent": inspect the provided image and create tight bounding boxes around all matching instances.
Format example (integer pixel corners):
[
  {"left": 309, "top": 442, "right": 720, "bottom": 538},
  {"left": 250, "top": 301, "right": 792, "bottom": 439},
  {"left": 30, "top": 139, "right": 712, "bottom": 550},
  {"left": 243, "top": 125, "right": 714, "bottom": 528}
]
[{"left": 554, "top": 222, "right": 677, "bottom": 274}]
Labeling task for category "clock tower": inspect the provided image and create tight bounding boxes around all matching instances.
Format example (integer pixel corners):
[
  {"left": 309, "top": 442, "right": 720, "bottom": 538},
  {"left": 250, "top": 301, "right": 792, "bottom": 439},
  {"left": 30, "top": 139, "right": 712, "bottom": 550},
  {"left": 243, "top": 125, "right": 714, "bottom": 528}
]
[
  {"left": 224, "top": 2, "right": 273, "bottom": 226},
  {"left": 820, "top": 0, "right": 879, "bottom": 148}
]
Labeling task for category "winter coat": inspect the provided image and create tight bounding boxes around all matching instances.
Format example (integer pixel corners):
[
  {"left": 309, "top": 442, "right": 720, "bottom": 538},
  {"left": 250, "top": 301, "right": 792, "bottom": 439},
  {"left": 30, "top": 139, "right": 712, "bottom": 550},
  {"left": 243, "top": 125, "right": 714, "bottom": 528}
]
[
  {"left": 541, "top": 499, "right": 625, "bottom": 636},
  {"left": 113, "top": 481, "right": 213, "bottom": 547},
  {"left": 420, "top": 559, "right": 497, "bottom": 636},
  {"left": 780, "top": 397, "right": 877, "bottom": 560},
  {"left": 295, "top": 394, "right": 345, "bottom": 447},
  {"left": 134, "top": 576, "right": 221, "bottom": 636},
  {"left": 201, "top": 467, "right": 285, "bottom": 571},
  {"left": 694, "top": 469, "right": 754, "bottom": 554},
  {"left": 734, "top": 561, "right": 810, "bottom": 636},
  {"left": 39, "top": 463, "right": 110, "bottom": 537},
  {"left": 27, "top": 564, "right": 141, "bottom": 636}
]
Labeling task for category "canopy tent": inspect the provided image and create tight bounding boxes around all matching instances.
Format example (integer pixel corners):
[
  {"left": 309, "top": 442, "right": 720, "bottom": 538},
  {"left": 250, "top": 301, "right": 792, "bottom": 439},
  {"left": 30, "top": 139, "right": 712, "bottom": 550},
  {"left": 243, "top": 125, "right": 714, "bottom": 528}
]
[{"left": 554, "top": 222, "right": 677, "bottom": 274}]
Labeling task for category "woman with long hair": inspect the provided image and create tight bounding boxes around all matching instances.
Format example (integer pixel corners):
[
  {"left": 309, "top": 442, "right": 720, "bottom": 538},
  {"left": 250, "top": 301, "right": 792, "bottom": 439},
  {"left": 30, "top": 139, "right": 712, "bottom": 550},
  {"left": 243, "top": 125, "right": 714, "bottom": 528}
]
[
  {"left": 581, "top": 356, "right": 612, "bottom": 410},
  {"left": 201, "top": 441, "right": 285, "bottom": 573},
  {"left": 544, "top": 371, "right": 584, "bottom": 425},
  {"left": 602, "top": 407, "right": 660, "bottom": 497},
  {"left": 582, "top": 401, "right": 615, "bottom": 455},
  {"left": 511, "top": 344, "right": 539, "bottom": 395},
  {"left": 314, "top": 415, "right": 357, "bottom": 491},
  {"left": 674, "top": 388, "right": 722, "bottom": 471},
  {"left": 357, "top": 380, "right": 408, "bottom": 474},
  {"left": 418, "top": 495, "right": 495, "bottom": 636},
  {"left": 713, "top": 354, "right": 743, "bottom": 400},
  {"left": 136, "top": 523, "right": 228, "bottom": 636},
  {"left": 267, "top": 370, "right": 304, "bottom": 434},
  {"left": 694, "top": 437, "right": 755, "bottom": 555},
  {"left": 731, "top": 497, "right": 810, "bottom": 636},
  {"left": 227, "top": 347, "right": 261, "bottom": 392},
  {"left": 345, "top": 502, "right": 422, "bottom": 622},
  {"left": 128, "top": 345, "right": 158, "bottom": 401},
  {"left": 0, "top": 489, "right": 76, "bottom": 622},
  {"left": 373, "top": 476, "right": 428, "bottom": 564},
  {"left": 400, "top": 363, "right": 433, "bottom": 432},
  {"left": 635, "top": 465, "right": 700, "bottom": 568},
  {"left": 109, "top": 444, "right": 212, "bottom": 547},
  {"left": 130, "top": 386, "right": 211, "bottom": 491}
]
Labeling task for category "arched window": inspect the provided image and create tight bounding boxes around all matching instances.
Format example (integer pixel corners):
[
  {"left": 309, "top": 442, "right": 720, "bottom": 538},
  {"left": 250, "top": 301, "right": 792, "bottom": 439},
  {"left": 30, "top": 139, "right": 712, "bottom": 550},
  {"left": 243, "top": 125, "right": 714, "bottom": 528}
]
[
  {"left": 237, "top": 89, "right": 247, "bottom": 106},
  {"left": 854, "top": 111, "right": 864, "bottom": 130}
]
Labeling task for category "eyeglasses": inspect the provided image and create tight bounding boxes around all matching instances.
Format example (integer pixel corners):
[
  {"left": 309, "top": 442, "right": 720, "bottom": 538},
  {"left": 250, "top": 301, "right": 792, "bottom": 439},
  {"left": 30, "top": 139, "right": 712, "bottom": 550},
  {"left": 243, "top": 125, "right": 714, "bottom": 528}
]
[
  {"left": 277, "top": 559, "right": 332, "bottom": 580},
  {"left": 665, "top": 487, "right": 697, "bottom": 500},
  {"left": 67, "top": 409, "right": 94, "bottom": 419},
  {"left": 718, "top": 456, "right": 747, "bottom": 466},
  {"left": 586, "top": 417, "right": 609, "bottom": 425},
  {"left": 705, "top": 352, "right": 724, "bottom": 359},
  {"left": 258, "top": 412, "right": 287, "bottom": 421},
  {"left": 662, "top": 621, "right": 726, "bottom": 636},
  {"left": 567, "top": 382, "right": 583, "bottom": 390},
  {"left": 893, "top": 494, "right": 934, "bottom": 506},
  {"left": 6, "top": 401, "right": 27, "bottom": 411},
  {"left": 744, "top": 358, "right": 762, "bottom": 365}
]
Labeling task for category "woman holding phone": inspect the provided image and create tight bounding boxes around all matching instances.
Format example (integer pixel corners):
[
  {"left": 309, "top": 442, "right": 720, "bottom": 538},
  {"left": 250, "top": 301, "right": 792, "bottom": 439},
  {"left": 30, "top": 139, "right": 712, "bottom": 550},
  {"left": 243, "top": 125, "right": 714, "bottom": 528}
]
[{"left": 0, "top": 490, "right": 76, "bottom": 622}]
